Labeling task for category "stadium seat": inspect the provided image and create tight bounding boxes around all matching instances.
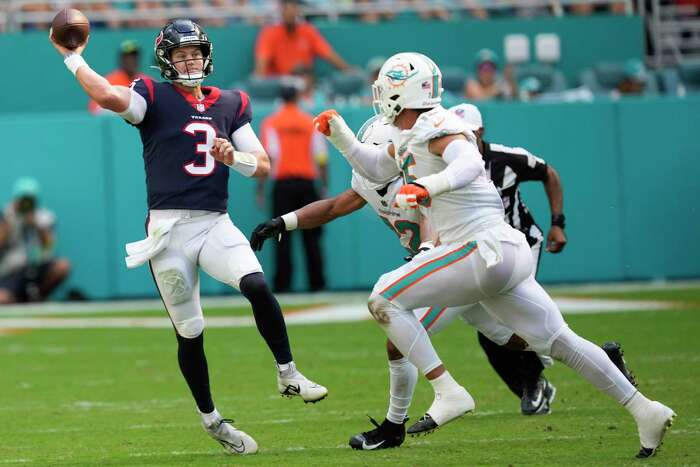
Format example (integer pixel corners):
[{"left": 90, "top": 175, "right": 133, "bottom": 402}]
[
  {"left": 441, "top": 67, "right": 468, "bottom": 95},
  {"left": 245, "top": 77, "right": 283, "bottom": 101},
  {"left": 504, "top": 34, "right": 530, "bottom": 64},
  {"left": 328, "top": 72, "right": 366, "bottom": 98},
  {"left": 579, "top": 61, "right": 659, "bottom": 95},
  {"left": 678, "top": 61, "right": 700, "bottom": 92},
  {"left": 515, "top": 63, "right": 568, "bottom": 93},
  {"left": 535, "top": 33, "right": 561, "bottom": 64}
]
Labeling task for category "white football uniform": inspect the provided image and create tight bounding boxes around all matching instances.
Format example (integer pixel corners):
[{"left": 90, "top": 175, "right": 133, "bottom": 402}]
[
  {"left": 350, "top": 169, "right": 516, "bottom": 346},
  {"left": 370, "top": 106, "right": 568, "bottom": 354}
]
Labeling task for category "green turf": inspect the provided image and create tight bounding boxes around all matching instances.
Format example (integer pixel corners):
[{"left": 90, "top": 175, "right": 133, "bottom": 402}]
[
  {"left": 553, "top": 286, "right": 700, "bottom": 306},
  {"left": 1, "top": 300, "right": 699, "bottom": 465}
]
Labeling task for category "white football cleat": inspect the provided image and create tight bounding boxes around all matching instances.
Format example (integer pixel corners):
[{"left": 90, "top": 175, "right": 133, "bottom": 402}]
[
  {"left": 407, "top": 386, "right": 475, "bottom": 435},
  {"left": 635, "top": 401, "right": 676, "bottom": 458},
  {"left": 277, "top": 362, "right": 328, "bottom": 403},
  {"left": 202, "top": 417, "right": 258, "bottom": 455}
]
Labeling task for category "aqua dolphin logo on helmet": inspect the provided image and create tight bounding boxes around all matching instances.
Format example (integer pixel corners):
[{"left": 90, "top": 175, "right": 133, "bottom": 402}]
[{"left": 372, "top": 52, "right": 443, "bottom": 123}]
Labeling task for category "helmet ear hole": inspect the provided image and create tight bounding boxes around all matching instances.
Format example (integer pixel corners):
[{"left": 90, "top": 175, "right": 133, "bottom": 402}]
[{"left": 390, "top": 94, "right": 400, "bottom": 101}]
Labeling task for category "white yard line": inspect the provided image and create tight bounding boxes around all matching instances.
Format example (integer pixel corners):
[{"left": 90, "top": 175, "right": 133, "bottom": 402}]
[{"left": 0, "top": 298, "right": 676, "bottom": 330}]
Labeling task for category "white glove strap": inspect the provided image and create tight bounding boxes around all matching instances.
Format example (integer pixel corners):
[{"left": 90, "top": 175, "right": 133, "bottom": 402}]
[
  {"left": 64, "top": 53, "right": 88, "bottom": 76},
  {"left": 227, "top": 151, "right": 258, "bottom": 177},
  {"left": 281, "top": 212, "right": 298, "bottom": 231}
]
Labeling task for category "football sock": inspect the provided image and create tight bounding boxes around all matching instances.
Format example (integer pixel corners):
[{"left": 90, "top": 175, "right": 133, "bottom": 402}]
[
  {"left": 429, "top": 371, "right": 460, "bottom": 393},
  {"left": 550, "top": 328, "right": 637, "bottom": 404},
  {"left": 386, "top": 357, "right": 418, "bottom": 424},
  {"left": 200, "top": 407, "right": 222, "bottom": 427},
  {"left": 240, "top": 272, "right": 292, "bottom": 364},
  {"left": 478, "top": 331, "right": 545, "bottom": 397},
  {"left": 176, "top": 332, "right": 215, "bottom": 414},
  {"left": 369, "top": 294, "right": 442, "bottom": 375}
]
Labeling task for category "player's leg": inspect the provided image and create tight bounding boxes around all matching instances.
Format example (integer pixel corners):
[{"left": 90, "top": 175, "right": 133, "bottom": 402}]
[
  {"left": 368, "top": 241, "right": 509, "bottom": 434},
  {"left": 479, "top": 248, "right": 675, "bottom": 457},
  {"left": 300, "top": 180, "right": 325, "bottom": 291},
  {"left": 199, "top": 214, "right": 327, "bottom": 403},
  {"left": 349, "top": 338, "right": 416, "bottom": 450},
  {"left": 37, "top": 258, "right": 71, "bottom": 299},
  {"left": 272, "top": 180, "right": 293, "bottom": 292},
  {"left": 148, "top": 230, "right": 257, "bottom": 455}
]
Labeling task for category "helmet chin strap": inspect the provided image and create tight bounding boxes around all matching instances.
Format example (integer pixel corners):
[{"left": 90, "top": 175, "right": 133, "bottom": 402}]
[{"left": 174, "top": 76, "right": 204, "bottom": 87}]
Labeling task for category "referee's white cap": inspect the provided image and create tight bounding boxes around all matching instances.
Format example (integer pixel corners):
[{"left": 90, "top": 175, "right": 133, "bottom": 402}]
[{"left": 449, "top": 103, "right": 483, "bottom": 131}]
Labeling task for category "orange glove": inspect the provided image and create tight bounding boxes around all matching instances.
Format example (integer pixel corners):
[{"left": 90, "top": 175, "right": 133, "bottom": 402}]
[
  {"left": 394, "top": 183, "right": 431, "bottom": 209},
  {"left": 313, "top": 109, "right": 339, "bottom": 136}
]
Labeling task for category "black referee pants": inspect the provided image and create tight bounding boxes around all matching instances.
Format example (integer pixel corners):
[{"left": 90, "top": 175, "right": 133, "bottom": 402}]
[{"left": 272, "top": 178, "right": 326, "bottom": 293}]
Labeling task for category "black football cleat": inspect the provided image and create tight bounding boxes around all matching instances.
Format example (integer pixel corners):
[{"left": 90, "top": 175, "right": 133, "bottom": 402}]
[
  {"left": 521, "top": 377, "right": 555, "bottom": 415},
  {"left": 407, "top": 414, "right": 438, "bottom": 435},
  {"left": 349, "top": 416, "right": 406, "bottom": 450},
  {"left": 602, "top": 341, "right": 638, "bottom": 387}
]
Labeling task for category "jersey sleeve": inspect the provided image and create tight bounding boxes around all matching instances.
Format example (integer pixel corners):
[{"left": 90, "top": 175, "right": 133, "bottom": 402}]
[
  {"left": 123, "top": 77, "right": 155, "bottom": 126},
  {"left": 498, "top": 147, "right": 548, "bottom": 182},
  {"left": 410, "top": 107, "right": 476, "bottom": 144},
  {"left": 232, "top": 90, "right": 253, "bottom": 132}
]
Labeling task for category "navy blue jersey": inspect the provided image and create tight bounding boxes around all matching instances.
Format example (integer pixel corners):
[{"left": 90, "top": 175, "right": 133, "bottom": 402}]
[{"left": 129, "top": 78, "right": 252, "bottom": 212}]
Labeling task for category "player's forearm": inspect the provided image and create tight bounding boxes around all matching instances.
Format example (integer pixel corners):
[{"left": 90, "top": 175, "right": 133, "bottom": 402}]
[
  {"left": 72, "top": 62, "right": 130, "bottom": 113},
  {"left": 295, "top": 198, "right": 341, "bottom": 229},
  {"left": 544, "top": 166, "right": 564, "bottom": 215},
  {"left": 251, "top": 151, "right": 271, "bottom": 177},
  {"left": 417, "top": 138, "right": 483, "bottom": 197}
]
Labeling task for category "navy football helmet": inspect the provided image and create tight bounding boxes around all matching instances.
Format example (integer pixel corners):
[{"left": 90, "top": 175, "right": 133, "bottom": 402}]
[{"left": 155, "top": 19, "right": 213, "bottom": 87}]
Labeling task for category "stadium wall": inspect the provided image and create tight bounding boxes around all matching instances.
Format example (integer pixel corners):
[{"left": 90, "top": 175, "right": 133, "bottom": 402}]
[
  {"left": 1, "top": 97, "right": 698, "bottom": 298},
  {"left": 4, "top": 15, "right": 643, "bottom": 113}
]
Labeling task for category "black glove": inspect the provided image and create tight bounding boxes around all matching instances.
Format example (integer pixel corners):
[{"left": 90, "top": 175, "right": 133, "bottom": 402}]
[{"left": 250, "top": 217, "right": 285, "bottom": 251}]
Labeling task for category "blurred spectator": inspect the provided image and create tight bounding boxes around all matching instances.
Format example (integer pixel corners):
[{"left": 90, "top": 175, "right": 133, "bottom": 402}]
[
  {"left": 19, "top": 2, "right": 52, "bottom": 30},
  {"left": 89, "top": 40, "right": 146, "bottom": 114},
  {"left": 616, "top": 59, "right": 648, "bottom": 95},
  {"left": 291, "top": 65, "right": 327, "bottom": 108},
  {"left": 518, "top": 76, "right": 542, "bottom": 101},
  {"left": 356, "top": 0, "right": 396, "bottom": 22},
  {"left": 75, "top": 1, "right": 121, "bottom": 29},
  {"left": 411, "top": 0, "right": 451, "bottom": 21},
  {"left": 129, "top": 1, "right": 166, "bottom": 28},
  {"left": 568, "top": 3, "right": 595, "bottom": 15},
  {"left": 259, "top": 79, "right": 328, "bottom": 292},
  {"left": 465, "top": 48, "right": 517, "bottom": 101},
  {"left": 0, "top": 178, "right": 70, "bottom": 304},
  {"left": 459, "top": 0, "right": 489, "bottom": 20},
  {"left": 254, "top": 0, "right": 353, "bottom": 76}
]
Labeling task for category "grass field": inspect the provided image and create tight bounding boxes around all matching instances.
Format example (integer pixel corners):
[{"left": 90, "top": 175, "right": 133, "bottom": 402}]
[{"left": 1, "top": 285, "right": 699, "bottom": 466}]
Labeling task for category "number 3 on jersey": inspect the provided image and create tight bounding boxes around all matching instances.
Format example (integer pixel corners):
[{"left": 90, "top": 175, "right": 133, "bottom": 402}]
[{"left": 183, "top": 122, "right": 216, "bottom": 176}]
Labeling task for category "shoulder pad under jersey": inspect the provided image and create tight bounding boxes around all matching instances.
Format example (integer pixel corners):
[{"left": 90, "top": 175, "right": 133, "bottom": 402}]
[{"left": 408, "top": 106, "right": 475, "bottom": 144}]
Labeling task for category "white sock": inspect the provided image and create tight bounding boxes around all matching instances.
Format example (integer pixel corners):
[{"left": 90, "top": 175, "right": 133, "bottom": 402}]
[
  {"left": 429, "top": 371, "right": 460, "bottom": 394},
  {"left": 369, "top": 294, "right": 442, "bottom": 374},
  {"left": 386, "top": 357, "right": 418, "bottom": 424},
  {"left": 277, "top": 361, "right": 298, "bottom": 376},
  {"left": 624, "top": 391, "right": 651, "bottom": 420},
  {"left": 200, "top": 407, "right": 222, "bottom": 427}
]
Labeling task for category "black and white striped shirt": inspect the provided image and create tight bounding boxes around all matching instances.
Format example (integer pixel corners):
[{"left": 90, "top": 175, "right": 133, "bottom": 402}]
[{"left": 482, "top": 141, "right": 548, "bottom": 248}]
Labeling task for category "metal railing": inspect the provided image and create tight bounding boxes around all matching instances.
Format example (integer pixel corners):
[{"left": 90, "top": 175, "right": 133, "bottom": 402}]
[
  {"left": 1, "top": 0, "right": 634, "bottom": 32},
  {"left": 642, "top": 0, "right": 700, "bottom": 67}
]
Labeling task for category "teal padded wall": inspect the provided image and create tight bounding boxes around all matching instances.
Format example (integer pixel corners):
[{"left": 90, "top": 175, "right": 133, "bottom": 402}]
[{"left": 0, "top": 96, "right": 698, "bottom": 298}]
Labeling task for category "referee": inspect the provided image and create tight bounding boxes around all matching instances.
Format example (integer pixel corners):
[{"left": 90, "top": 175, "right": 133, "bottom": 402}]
[{"left": 451, "top": 103, "right": 567, "bottom": 415}]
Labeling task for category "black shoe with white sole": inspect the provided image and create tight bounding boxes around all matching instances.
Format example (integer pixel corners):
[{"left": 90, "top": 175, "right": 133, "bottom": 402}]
[
  {"left": 522, "top": 377, "right": 555, "bottom": 415},
  {"left": 349, "top": 416, "right": 406, "bottom": 450}
]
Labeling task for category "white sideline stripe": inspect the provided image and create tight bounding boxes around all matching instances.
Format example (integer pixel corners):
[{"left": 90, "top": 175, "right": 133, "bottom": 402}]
[{"left": 0, "top": 299, "right": 672, "bottom": 330}]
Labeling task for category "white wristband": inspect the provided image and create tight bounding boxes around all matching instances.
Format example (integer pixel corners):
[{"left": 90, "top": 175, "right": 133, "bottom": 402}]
[
  {"left": 281, "top": 212, "right": 298, "bottom": 231},
  {"left": 64, "top": 53, "right": 88, "bottom": 76},
  {"left": 227, "top": 151, "right": 258, "bottom": 177}
]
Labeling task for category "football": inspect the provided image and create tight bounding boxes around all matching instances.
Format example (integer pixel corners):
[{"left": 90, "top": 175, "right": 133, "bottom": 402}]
[{"left": 50, "top": 8, "right": 90, "bottom": 50}]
